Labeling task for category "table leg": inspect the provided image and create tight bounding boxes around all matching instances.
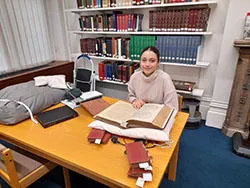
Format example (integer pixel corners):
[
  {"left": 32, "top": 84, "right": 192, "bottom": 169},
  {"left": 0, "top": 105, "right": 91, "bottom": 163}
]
[
  {"left": 63, "top": 167, "right": 71, "bottom": 188},
  {"left": 168, "top": 140, "right": 179, "bottom": 181}
]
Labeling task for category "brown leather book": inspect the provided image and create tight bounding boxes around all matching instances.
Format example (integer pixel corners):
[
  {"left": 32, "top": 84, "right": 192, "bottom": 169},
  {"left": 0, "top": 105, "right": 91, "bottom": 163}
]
[
  {"left": 87, "top": 128, "right": 106, "bottom": 143},
  {"left": 87, "top": 128, "right": 112, "bottom": 144},
  {"left": 94, "top": 100, "right": 175, "bottom": 129},
  {"left": 102, "top": 132, "right": 112, "bottom": 144},
  {"left": 127, "top": 166, "right": 152, "bottom": 178},
  {"left": 81, "top": 98, "right": 110, "bottom": 116},
  {"left": 125, "top": 142, "right": 150, "bottom": 167}
]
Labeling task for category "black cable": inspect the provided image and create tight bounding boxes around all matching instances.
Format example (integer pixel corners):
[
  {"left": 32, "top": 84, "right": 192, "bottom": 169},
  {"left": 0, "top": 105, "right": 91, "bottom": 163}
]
[{"left": 111, "top": 136, "right": 155, "bottom": 149}]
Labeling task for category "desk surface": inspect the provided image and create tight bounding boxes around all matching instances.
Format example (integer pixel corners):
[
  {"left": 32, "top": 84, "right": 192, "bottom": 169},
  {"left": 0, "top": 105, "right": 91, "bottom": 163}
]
[{"left": 0, "top": 97, "right": 188, "bottom": 188}]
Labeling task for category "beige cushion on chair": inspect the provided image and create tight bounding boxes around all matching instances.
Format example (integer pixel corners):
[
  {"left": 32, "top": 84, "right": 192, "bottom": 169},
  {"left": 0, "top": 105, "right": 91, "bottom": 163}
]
[
  {"left": 0, "top": 144, "right": 6, "bottom": 151},
  {"left": 0, "top": 144, "right": 46, "bottom": 180}
]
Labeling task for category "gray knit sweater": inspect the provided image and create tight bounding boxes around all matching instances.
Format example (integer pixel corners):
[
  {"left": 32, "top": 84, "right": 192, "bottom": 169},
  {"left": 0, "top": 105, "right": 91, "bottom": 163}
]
[{"left": 128, "top": 69, "right": 178, "bottom": 110}]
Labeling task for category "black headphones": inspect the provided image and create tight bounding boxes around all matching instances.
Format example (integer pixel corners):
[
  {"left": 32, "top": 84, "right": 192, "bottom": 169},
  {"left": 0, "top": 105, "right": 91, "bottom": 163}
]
[
  {"left": 111, "top": 136, "right": 125, "bottom": 146},
  {"left": 111, "top": 136, "right": 155, "bottom": 149}
]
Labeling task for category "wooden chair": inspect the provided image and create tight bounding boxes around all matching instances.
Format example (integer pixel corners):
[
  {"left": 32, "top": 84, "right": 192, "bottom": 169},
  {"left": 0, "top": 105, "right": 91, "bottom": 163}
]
[
  {"left": 0, "top": 144, "right": 71, "bottom": 188},
  {"left": 166, "top": 94, "right": 183, "bottom": 181},
  {"left": 178, "top": 94, "right": 183, "bottom": 112}
]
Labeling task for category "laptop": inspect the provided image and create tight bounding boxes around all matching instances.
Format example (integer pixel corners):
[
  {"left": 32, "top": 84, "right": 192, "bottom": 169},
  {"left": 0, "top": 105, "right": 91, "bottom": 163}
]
[{"left": 36, "top": 105, "right": 78, "bottom": 128}]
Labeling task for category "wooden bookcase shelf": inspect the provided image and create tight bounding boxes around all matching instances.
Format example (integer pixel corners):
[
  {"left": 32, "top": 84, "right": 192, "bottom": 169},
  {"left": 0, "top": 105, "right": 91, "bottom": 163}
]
[
  {"left": 95, "top": 76, "right": 204, "bottom": 97},
  {"left": 71, "top": 30, "right": 213, "bottom": 36},
  {"left": 65, "top": 1, "right": 217, "bottom": 13},
  {"left": 71, "top": 53, "right": 210, "bottom": 68}
]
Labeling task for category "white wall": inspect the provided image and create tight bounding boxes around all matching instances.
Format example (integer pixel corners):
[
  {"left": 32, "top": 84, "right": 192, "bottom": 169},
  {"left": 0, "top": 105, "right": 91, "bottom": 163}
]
[{"left": 206, "top": 0, "right": 250, "bottom": 129}]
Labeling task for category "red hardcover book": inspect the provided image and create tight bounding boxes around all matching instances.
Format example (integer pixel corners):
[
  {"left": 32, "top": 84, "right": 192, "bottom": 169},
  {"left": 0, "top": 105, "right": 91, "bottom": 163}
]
[
  {"left": 117, "top": 14, "right": 121, "bottom": 32},
  {"left": 117, "top": 64, "right": 123, "bottom": 82},
  {"left": 102, "top": 132, "right": 112, "bottom": 144},
  {"left": 127, "top": 167, "right": 152, "bottom": 178},
  {"left": 87, "top": 128, "right": 106, "bottom": 143},
  {"left": 125, "top": 14, "right": 129, "bottom": 32},
  {"left": 131, "top": 14, "right": 135, "bottom": 31},
  {"left": 125, "top": 142, "right": 150, "bottom": 167},
  {"left": 98, "top": 62, "right": 105, "bottom": 80},
  {"left": 122, "top": 64, "right": 129, "bottom": 83}
]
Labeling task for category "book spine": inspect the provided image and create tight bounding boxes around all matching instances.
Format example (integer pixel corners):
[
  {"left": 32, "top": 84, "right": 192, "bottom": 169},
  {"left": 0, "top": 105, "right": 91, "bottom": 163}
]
[{"left": 98, "top": 62, "right": 105, "bottom": 80}]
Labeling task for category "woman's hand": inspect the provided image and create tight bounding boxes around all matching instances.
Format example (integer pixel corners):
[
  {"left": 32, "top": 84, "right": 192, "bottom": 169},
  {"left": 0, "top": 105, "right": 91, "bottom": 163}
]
[{"left": 132, "top": 99, "right": 145, "bottom": 109}]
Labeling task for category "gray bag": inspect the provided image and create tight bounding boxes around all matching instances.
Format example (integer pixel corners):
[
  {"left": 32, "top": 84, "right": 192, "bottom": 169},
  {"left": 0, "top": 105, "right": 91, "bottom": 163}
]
[{"left": 0, "top": 81, "right": 66, "bottom": 125}]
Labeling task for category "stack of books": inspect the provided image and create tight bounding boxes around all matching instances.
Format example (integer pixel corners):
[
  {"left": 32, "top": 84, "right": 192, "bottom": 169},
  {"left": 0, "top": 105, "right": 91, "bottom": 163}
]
[
  {"left": 125, "top": 141, "right": 153, "bottom": 182},
  {"left": 87, "top": 128, "right": 112, "bottom": 144},
  {"left": 173, "top": 80, "right": 196, "bottom": 92}
]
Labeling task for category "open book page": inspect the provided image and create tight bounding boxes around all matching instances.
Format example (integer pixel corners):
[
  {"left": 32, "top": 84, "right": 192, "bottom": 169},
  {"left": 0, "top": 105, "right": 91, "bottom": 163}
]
[
  {"left": 127, "top": 104, "right": 174, "bottom": 129},
  {"left": 94, "top": 100, "right": 175, "bottom": 129},
  {"left": 94, "top": 100, "right": 136, "bottom": 126},
  {"left": 129, "top": 103, "right": 164, "bottom": 123},
  {"left": 152, "top": 105, "right": 174, "bottom": 129}
]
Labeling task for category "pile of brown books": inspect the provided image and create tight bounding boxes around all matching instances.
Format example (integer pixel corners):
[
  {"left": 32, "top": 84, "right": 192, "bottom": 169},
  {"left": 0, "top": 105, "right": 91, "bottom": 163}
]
[
  {"left": 173, "top": 80, "right": 196, "bottom": 92},
  {"left": 125, "top": 141, "right": 153, "bottom": 181}
]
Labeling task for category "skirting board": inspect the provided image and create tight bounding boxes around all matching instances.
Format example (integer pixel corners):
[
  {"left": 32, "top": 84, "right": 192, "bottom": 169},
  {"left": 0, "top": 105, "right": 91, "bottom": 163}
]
[{"left": 205, "top": 100, "right": 228, "bottom": 129}]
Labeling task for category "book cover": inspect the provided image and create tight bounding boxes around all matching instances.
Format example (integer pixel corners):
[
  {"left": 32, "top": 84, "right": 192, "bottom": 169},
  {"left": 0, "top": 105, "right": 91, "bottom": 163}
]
[
  {"left": 81, "top": 98, "right": 110, "bottom": 116},
  {"left": 98, "top": 61, "right": 104, "bottom": 80},
  {"left": 102, "top": 132, "right": 112, "bottom": 144},
  {"left": 128, "top": 167, "right": 152, "bottom": 178},
  {"left": 94, "top": 100, "right": 175, "bottom": 129},
  {"left": 87, "top": 128, "right": 106, "bottom": 143},
  {"left": 125, "top": 141, "right": 150, "bottom": 166}
]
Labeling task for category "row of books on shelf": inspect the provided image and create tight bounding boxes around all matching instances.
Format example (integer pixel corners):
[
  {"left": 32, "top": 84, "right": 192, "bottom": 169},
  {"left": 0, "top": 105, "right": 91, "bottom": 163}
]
[
  {"left": 80, "top": 35, "right": 201, "bottom": 64},
  {"left": 149, "top": 6, "right": 210, "bottom": 32},
  {"left": 80, "top": 37, "right": 130, "bottom": 59},
  {"left": 79, "top": 13, "right": 143, "bottom": 32},
  {"left": 76, "top": 0, "right": 200, "bottom": 9},
  {"left": 97, "top": 60, "right": 196, "bottom": 92},
  {"left": 156, "top": 35, "right": 201, "bottom": 64},
  {"left": 98, "top": 60, "right": 140, "bottom": 83}
]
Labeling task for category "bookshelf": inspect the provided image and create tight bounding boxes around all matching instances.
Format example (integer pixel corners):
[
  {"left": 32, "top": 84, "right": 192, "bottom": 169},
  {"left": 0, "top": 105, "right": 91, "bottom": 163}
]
[
  {"left": 66, "top": 1, "right": 217, "bottom": 12},
  {"left": 95, "top": 75, "right": 204, "bottom": 97},
  {"left": 63, "top": 0, "right": 217, "bottom": 97},
  {"left": 71, "top": 30, "right": 213, "bottom": 36}
]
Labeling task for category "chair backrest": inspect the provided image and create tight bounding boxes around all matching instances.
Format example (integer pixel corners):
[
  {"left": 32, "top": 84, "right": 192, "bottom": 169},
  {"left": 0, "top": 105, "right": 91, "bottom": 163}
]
[
  {"left": 0, "top": 144, "right": 57, "bottom": 188},
  {"left": 74, "top": 54, "right": 95, "bottom": 92},
  {"left": 178, "top": 95, "right": 183, "bottom": 112}
]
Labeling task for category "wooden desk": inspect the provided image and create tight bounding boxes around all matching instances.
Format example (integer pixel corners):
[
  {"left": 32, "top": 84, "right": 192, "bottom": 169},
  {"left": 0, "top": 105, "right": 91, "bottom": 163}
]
[{"left": 0, "top": 97, "right": 188, "bottom": 188}]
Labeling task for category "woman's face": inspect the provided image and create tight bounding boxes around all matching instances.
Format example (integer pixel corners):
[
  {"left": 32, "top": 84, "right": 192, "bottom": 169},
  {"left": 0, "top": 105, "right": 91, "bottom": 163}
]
[{"left": 140, "top": 50, "right": 159, "bottom": 76}]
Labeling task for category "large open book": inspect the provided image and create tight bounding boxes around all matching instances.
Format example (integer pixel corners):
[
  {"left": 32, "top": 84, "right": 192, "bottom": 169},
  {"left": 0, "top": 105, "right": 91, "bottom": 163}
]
[{"left": 94, "top": 100, "right": 175, "bottom": 129}]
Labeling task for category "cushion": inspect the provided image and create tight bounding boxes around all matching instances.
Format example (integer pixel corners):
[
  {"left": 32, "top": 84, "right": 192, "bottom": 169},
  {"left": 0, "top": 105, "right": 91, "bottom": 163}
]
[
  {"left": 0, "top": 81, "right": 66, "bottom": 125},
  {"left": 34, "top": 75, "right": 68, "bottom": 89}
]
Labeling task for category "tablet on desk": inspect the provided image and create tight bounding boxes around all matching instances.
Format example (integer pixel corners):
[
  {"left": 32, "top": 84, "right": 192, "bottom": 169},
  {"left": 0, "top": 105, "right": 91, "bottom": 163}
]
[{"left": 36, "top": 105, "right": 78, "bottom": 128}]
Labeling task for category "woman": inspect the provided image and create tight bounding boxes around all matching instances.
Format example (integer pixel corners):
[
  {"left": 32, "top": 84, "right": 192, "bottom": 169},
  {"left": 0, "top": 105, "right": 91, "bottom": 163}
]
[{"left": 128, "top": 46, "right": 178, "bottom": 110}]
